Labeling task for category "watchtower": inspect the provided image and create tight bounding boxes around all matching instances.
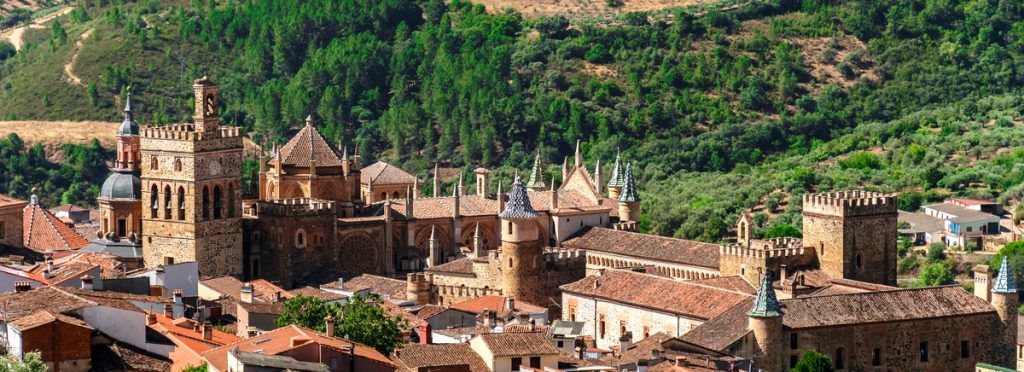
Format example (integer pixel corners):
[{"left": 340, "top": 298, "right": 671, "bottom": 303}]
[
  {"left": 498, "top": 175, "right": 545, "bottom": 307},
  {"left": 801, "top": 191, "right": 897, "bottom": 285},
  {"left": 140, "top": 77, "right": 244, "bottom": 277}
]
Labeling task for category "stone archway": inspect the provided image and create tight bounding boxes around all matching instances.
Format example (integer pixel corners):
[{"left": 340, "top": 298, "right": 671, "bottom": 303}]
[
  {"left": 337, "top": 232, "right": 380, "bottom": 274},
  {"left": 460, "top": 223, "right": 495, "bottom": 251},
  {"left": 415, "top": 226, "right": 452, "bottom": 263}
]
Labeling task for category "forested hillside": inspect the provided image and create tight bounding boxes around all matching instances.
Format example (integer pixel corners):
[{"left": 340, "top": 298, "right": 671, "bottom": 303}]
[{"left": 1, "top": 0, "right": 1023, "bottom": 241}]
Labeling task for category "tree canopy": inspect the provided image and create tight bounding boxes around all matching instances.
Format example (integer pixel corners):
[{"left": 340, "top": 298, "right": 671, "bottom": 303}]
[{"left": 275, "top": 294, "right": 407, "bottom": 356}]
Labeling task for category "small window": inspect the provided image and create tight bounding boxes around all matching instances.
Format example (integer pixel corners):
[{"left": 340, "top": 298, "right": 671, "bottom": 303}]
[
  {"left": 856, "top": 253, "right": 863, "bottom": 268},
  {"left": 507, "top": 222, "right": 512, "bottom": 234},
  {"left": 117, "top": 218, "right": 127, "bottom": 238},
  {"left": 529, "top": 356, "right": 540, "bottom": 368},
  {"left": 835, "top": 348, "right": 845, "bottom": 370},
  {"left": 297, "top": 232, "right": 305, "bottom": 246},
  {"left": 511, "top": 357, "right": 522, "bottom": 369},
  {"left": 790, "top": 355, "right": 798, "bottom": 369},
  {"left": 151, "top": 156, "right": 159, "bottom": 170},
  {"left": 163, "top": 256, "right": 175, "bottom": 265},
  {"left": 872, "top": 348, "right": 881, "bottom": 366},
  {"left": 643, "top": 326, "right": 650, "bottom": 339},
  {"left": 174, "top": 158, "right": 182, "bottom": 172},
  {"left": 619, "top": 321, "right": 626, "bottom": 336},
  {"left": 557, "top": 340, "right": 564, "bottom": 348},
  {"left": 790, "top": 333, "right": 798, "bottom": 349},
  {"left": 0, "top": 221, "right": 5, "bottom": 239},
  {"left": 920, "top": 342, "right": 929, "bottom": 362},
  {"left": 251, "top": 258, "right": 260, "bottom": 278},
  {"left": 961, "top": 340, "right": 970, "bottom": 358},
  {"left": 966, "top": 226, "right": 973, "bottom": 232},
  {"left": 508, "top": 258, "right": 513, "bottom": 268},
  {"left": 599, "top": 316, "right": 606, "bottom": 339}
]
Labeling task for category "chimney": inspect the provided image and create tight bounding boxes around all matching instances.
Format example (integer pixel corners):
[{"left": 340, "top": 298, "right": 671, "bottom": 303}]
[
  {"left": 529, "top": 318, "right": 536, "bottom": 332},
  {"left": 42, "top": 269, "right": 50, "bottom": 280},
  {"left": 675, "top": 356, "right": 686, "bottom": 367},
  {"left": 173, "top": 289, "right": 183, "bottom": 304},
  {"left": 619, "top": 332, "right": 633, "bottom": 354},
  {"left": 46, "top": 259, "right": 53, "bottom": 273},
  {"left": 338, "top": 277, "right": 345, "bottom": 290},
  {"left": 146, "top": 313, "right": 157, "bottom": 325},
  {"left": 417, "top": 321, "right": 433, "bottom": 344},
  {"left": 476, "top": 168, "right": 490, "bottom": 197},
  {"left": 325, "top": 315, "right": 336, "bottom": 336},
  {"left": 482, "top": 309, "right": 491, "bottom": 327},
  {"left": 81, "top": 275, "right": 94, "bottom": 290},
  {"left": 14, "top": 281, "right": 31, "bottom": 293},
  {"left": 149, "top": 285, "right": 164, "bottom": 297},
  {"left": 163, "top": 303, "right": 174, "bottom": 318},
  {"left": 273, "top": 291, "right": 281, "bottom": 303},
  {"left": 505, "top": 297, "right": 515, "bottom": 314},
  {"left": 202, "top": 323, "right": 213, "bottom": 340},
  {"left": 240, "top": 283, "right": 254, "bottom": 303},
  {"left": 550, "top": 176, "right": 559, "bottom": 210},
  {"left": 780, "top": 264, "right": 788, "bottom": 282}
]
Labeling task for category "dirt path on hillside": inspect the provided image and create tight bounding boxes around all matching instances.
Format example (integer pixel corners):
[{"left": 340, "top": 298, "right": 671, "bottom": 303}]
[
  {"left": 63, "top": 28, "right": 92, "bottom": 86},
  {"left": 0, "top": 6, "right": 75, "bottom": 50}
]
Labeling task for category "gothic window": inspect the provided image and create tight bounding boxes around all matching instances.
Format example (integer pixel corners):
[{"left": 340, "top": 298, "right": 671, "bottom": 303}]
[
  {"left": 163, "top": 186, "right": 172, "bottom": 219},
  {"left": 213, "top": 186, "right": 223, "bottom": 219},
  {"left": 202, "top": 187, "right": 210, "bottom": 220},
  {"left": 296, "top": 230, "right": 306, "bottom": 248},
  {"left": 151, "top": 156, "right": 158, "bottom": 170},
  {"left": 338, "top": 234, "right": 379, "bottom": 273},
  {"left": 150, "top": 184, "right": 158, "bottom": 218},
  {"left": 599, "top": 315, "right": 606, "bottom": 339},
  {"left": 174, "top": 158, "right": 182, "bottom": 172},
  {"left": 392, "top": 191, "right": 399, "bottom": 199},
  {"left": 380, "top": 192, "right": 387, "bottom": 201},
  {"left": 177, "top": 187, "right": 186, "bottom": 221}
]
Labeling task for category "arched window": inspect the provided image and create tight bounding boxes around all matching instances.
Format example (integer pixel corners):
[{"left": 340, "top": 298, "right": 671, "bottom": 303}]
[
  {"left": 116, "top": 217, "right": 127, "bottom": 238},
  {"left": 296, "top": 231, "right": 305, "bottom": 247},
  {"left": 213, "top": 186, "right": 223, "bottom": 219},
  {"left": 174, "top": 158, "right": 182, "bottom": 172},
  {"left": 392, "top": 191, "right": 399, "bottom": 199},
  {"left": 856, "top": 253, "right": 863, "bottom": 269},
  {"left": 163, "top": 186, "right": 172, "bottom": 219},
  {"left": 380, "top": 192, "right": 387, "bottom": 201},
  {"left": 202, "top": 186, "right": 210, "bottom": 220},
  {"left": 150, "top": 184, "right": 158, "bottom": 218},
  {"left": 151, "top": 156, "right": 158, "bottom": 170},
  {"left": 508, "top": 257, "right": 513, "bottom": 268},
  {"left": 835, "top": 347, "right": 845, "bottom": 370},
  {"left": 177, "top": 187, "right": 186, "bottom": 221},
  {"left": 507, "top": 222, "right": 513, "bottom": 234}
]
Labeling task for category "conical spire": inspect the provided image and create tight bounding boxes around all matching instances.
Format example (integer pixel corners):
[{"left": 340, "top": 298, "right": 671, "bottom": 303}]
[
  {"left": 305, "top": 114, "right": 314, "bottom": 127},
  {"left": 458, "top": 171, "right": 465, "bottom": 196},
  {"left": 499, "top": 175, "right": 540, "bottom": 219},
  {"left": 748, "top": 273, "right": 783, "bottom": 318},
  {"left": 574, "top": 139, "right": 583, "bottom": 168},
  {"left": 607, "top": 149, "right": 624, "bottom": 187},
  {"left": 993, "top": 256, "right": 1018, "bottom": 293},
  {"left": 618, "top": 162, "right": 639, "bottom": 202},
  {"left": 562, "top": 156, "right": 569, "bottom": 181},
  {"left": 594, "top": 158, "right": 601, "bottom": 187},
  {"left": 433, "top": 164, "right": 440, "bottom": 198},
  {"left": 526, "top": 152, "right": 546, "bottom": 190},
  {"left": 117, "top": 92, "right": 139, "bottom": 136}
]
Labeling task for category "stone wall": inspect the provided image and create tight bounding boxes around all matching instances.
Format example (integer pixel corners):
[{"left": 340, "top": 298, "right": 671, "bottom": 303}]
[
  {"left": 585, "top": 251, "right": 719, "bottom": 280},
  {"left": 718, "top": 243, "right": 816, "bottom": 285},
  {"left": 0, "top": 202, "right": 25, "bottom": 247},
  {"left": 801, "top": 192, "right": 898, "bottom": 286},
  {"left": 562, "top": 292, "right": 703, "bottom": 350}
]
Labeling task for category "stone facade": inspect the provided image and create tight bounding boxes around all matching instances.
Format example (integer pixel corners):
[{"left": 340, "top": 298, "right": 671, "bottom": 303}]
[
  {"left": 0, "top": 196, "right": 26, "bottom": 247},
  {"left": 562, "top": 292, "right": 704, "bottom": 350},
  {"left": 801, "top": 191, "right": 898, "bottom": 286},
  {"left": 718, "top": 238, "right": 816, "bottom": 286},
  {"left": 140, "top": 78, "right": 244, "bottom": 277}
]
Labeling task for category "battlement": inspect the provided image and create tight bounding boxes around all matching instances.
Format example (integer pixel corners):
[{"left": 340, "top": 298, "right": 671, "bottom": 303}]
[
  {"left": 256, "top": 198, "right": 335, "bottom": 216},
  {"left": 802, "top": 190, "right": 897, "bottom": 217},
  {"left": 543, "top": 247, "right": 585, "bottom": 262},
  {"left": 720, "top": 237, "right": 807, "bottom": 259},
  {"left": 141, "top": 125, "right": 243, "bottom": 141}
]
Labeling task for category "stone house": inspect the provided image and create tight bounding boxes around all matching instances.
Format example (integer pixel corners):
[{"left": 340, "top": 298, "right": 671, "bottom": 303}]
[
  {"left": 468, "top": 332, "right": 560, "bottom": 372},
  {"left": 0, "top": 194, "right": 26, "bottom": 247},
  {"left": 6, "top": 310, "right": 93, "bottom": 372},
  {"left": 199, "top": 325, "right": 397, "bottom": 372}
]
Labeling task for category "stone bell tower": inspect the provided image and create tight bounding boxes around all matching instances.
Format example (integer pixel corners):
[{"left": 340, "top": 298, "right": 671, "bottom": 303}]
[
  {"left": 140, "top": 77, "right": 244, "bottom": 278},
  {"left": 499, "top": 175, "right": 545, "bottom": 307}
]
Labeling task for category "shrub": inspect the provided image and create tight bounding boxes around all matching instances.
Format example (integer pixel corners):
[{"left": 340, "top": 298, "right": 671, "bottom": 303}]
[
  {"left": 838, "top": 152, "right": 881, "bottom": 170},
  {"left": 927, "top": 243, "right": 946, "bottom": 262},
  {"left": 792, "top": 350, "right": 834, "bottom": 372},
  {"left": 918, "top": 262, "right": 954, "bottom": 286},
  {"left": 898, "top": 255, "right": 920, "bottom": 274}
]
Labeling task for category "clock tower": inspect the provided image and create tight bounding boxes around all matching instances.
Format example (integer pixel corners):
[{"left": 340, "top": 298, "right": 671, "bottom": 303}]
[{"left": 140, "top": 77, "right": 244, "bottom": 277}]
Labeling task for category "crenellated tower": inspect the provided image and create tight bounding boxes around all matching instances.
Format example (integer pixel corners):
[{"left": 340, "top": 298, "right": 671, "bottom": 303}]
[
  {"left": 801, "top": 191, "right": 898, "bottom": 286},
  {"left": 140, "top": 77, "right": 244, "bottom": 277}
]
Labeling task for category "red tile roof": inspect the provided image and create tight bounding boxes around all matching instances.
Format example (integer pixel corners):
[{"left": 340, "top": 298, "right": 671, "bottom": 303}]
[
  {"left": 362, "top": 161, "right": 420, "bottom": 185},
  {"left": 475, "top": 332, "right": 560, "bottom": 357},
  {"left": 23, "top": 201, "right": 89, "bottom": 252},
  {"left": 276, "top": 123, "right": 345, "bottom": 167},
  {"left": 0, "top": 194, "right": 27, "bottom": 208},
  {"left": 149, "top": 313, "right": 240, "bottom": 354},
  {"left": 560, "top": 270, "right": 751, "bottom": 320},
  {"left": 10, "top": 310, "right": 91, "bottom": 331},
  {"left": 201, "top": 325, "right": 396, "bottom": 371},
  {"left": 691, "top": 276, "right": 755, "bottom": 295},
  {"left": 394, "top": 343, "right": 490, "bottom": 372},
  {"left": 288, "top": 286, "right": 347, "bottom": 302},
  {"left": 60, "top": 286, "right": 173, "bottom": 312},
  {"left": 782, "top": 286, "right": 996, "bottom": 329},
  {"left": 201, "top": 276, "right": 292, "bottom": 303},
  {"left": 321, "top": 274, "right": 407, "bottom": 300},
  {"left": 0, "top": 286, "right": 95, "bottom": 321},
  {"left": 26, "top": 260, "right": 99, "bottom": 286},
  {"left": 451, "top": 295, "right": 544, "bottom": 315},
  {"left": 562, "top": 227, "right": 719, "bottom": 269},
  {"left": 426, "top": 257, "right": 484, "bottom": 276}
]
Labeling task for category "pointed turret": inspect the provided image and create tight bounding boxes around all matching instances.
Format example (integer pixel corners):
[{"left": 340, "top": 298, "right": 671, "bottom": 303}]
[
  {"left": 457, "top": 171, "right": 465, "bottom": 197},
  {"left": 593, "top": 159, "right": 601, "bottom": 194},
  {"left": 428, "top": 225, "right": 439, "bottom": 267},
  {"left": 526, "top": 152, "right": 546, "bottom": 191},
  {"left": 118, "top": 92, "right": 138, "bottom": 136},
  {"left": 550, "top": 176, "right": 558, "bottom": 210},
  {"left": 990, "top": 256, "right": 1019, "bottom": 367},
  {"left": 607, "top": 149, "right": 624, "bottom": 199},
  {"left": 405, "top": 186, "right": 414, "bottom": 218},
  {"left": 993, "top": 256, "right": 1017, "bottom": 293},
  {"left": 561, "top": 156, "right": 569, "bottom": 182},
  {"left": 617, "top": 163, "right": 640, "bottom": 225},
  {"left": 574, "top": 139, "right": 583, "bottom": 168},
  {"left": 433, "top": 164, "right": 440, "bottom": 198},
  {"left": 619, "top": 163, "right": 639, "bottom": 203},
  {"left": 497, "top": 180, "right": 505, "bottom": 213},
  {"left": 748, "top": 272, "right": 784, "bottom": 371},
  {"left": 499, "top": 175, "right": 543, "bottom": 307},
  {"left": 473, "top": 222, "right": 485, "bottom": 257},
  {"left": 499, "top": 176, "right": 540, "bottom": 220}
]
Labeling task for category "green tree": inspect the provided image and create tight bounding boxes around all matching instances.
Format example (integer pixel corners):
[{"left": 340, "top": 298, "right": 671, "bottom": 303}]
[
  {"left": 181, "top": 363, "right": 208, "bottom": 372},
  {"left": 917, "top": 262, "right": 954, "bottom": 287},
  {"left": 0, "top": 352, "right": 47, "bottom": 372},
  {"left": 927, "top": 243, "right": 946, "bottom": 262},
  {"left": 275, "top": 295, "right": 339, "bottom": 331},
  {"left": 792, "top": 350, "right": 834, "bottom": 372},
  {"left": 275, "top": 294, "right": 406, "bottom": 356},
  {"left": 764, "top": 224, "right": 802, "bottom": 238}
]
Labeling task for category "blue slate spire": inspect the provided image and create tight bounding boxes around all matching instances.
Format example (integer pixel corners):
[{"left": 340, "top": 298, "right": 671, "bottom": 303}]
[
  {"left": 748, "top": 272, "right": 783, "bottom": 318},
  {"left": 618, "top": 162, "right": 639, "bottom": 202},
  {"left": 499, "top": 175, "right": 539, "bottom": 219},
  {"left": 993, "top": 256, "right": 1018, "bottom": 294}
]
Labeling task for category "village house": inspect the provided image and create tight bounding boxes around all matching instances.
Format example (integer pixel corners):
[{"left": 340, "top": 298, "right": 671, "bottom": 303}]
[
  {"left": 922, "top": 203, "right": 1002, "bottom": 247},
  {"left": 198, "top": 325, "right": 397, "bottom": 372}
]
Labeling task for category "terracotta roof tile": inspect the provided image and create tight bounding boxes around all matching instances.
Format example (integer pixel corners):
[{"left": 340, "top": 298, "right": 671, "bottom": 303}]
[
  {"left": 0, "top": 194, "right": 26, "bottom": 208},
  {"left": 27, "top": 260, "right": 98, "bottom": 285},
  {"left": 412, "top": 304, "right": 447, "bottom": 320},
  {"left": 277, "top": 123, "right": 344, "bottom": 167},
  {"left": 362, "top": 161, "right": 420, "bottom": 185},
  {"left": 10, "top": 310, "right": 91, "bottom": 331},
  {"left": 562, "top": 228, "right": 719, "bottom": 269},
  {"left": 0, "top": 286, "right": 95, "bottom": 321},
  {"left": 678, "top": 298, "right": 754, "bottom": 351},
  {"left": 201, "top": 276, "right": 292, "bottom": 303},
  {"left": 149, "top": 313, "right": 240, "bottom": 354},
  {"left": 599, "top": 332, "right": 672, "bottom": 366},
  {"left": 691, "top": 276, "right": 755, "bottom": 295},
  {"left": 289, "top": 286, "right": 347, "bottom": 302},
  {"left": 451, "top": 295, "right": 544, "bottom": 315},
  {"left": 201, "top": 325, "right": 396, "bottom": 371},
  {"left": 23, "top": 201, "right": 89, "bottom": 252},
  {"left": 91, "top": 341, "right": 171, "bottom": 372},
  {"left": 60, "top": 286, "right": 172, "bottom": 312},
  {"left": 476, "top": 332, "right": 559, "bottom": 357},
  {"left": 388, "top": 189, "right": 609, "bottom": 220},
  {"left": 394, "top": 342, "right": 490, "bottom": 372},
  {"left": 426, "top": 257, "right": 483, "bottom": 276},
  {"left": 560, "top": 270, "right": 751, "bottom": 320},
  {"left": 322, "top": 274, "right": 408, "bottom": 301},
  {"left": 782, "top": 286, "right": 996, "bottom": 329}
]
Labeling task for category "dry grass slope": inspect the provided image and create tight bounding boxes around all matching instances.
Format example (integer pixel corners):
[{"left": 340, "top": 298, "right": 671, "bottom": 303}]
[
  {"left": 471, "top": 0, "right": 719, "bottom": 18},
  {"left": 0, "top": 120, "right": 116, "bottom": 160}
]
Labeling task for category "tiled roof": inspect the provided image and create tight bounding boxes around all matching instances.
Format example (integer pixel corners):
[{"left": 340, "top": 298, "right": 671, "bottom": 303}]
[
  {"left": 607, "top": 150, "right": 624, "bottom": 188},
  {"left": 10, "top": 310, "right": 91, "bottom": 331},
  {"left": 23, "top": 200, "right": 89, "bottom": 252},
  {"left": 277, "top": 122, "right": 344, "bottom": 167},
  {"left": 560, "top": 270, "right": 751, "bottom": 320},
  {"left": 361, "top": 161, "right": 419, "bottom": 185},
  {"left": 0, "top": 193, "right": 26, "bottom": 208},
  {"left": 92, "top": 341, "right": 171, "bottom": 372},
  {"left": 562, "top": 227, "right": 719, "bottom": 269},
  {"left": 548, "top": 320, "right": 586, "bottom": 338},
  {"left": 27, "top": 260, "right": 99, "bottom": 286},
  {"left": 691, "top": 276, "right": 755, "bottom": 295},
  {"left": 808, "top": 277, "right": 898, "bottom": 296},
  {"left": 232, "top": 349, "right": 329, "bottom": 372},
  {"left": 678, "top": 298, "right": 754, "bottom": 351},
  {"left": 149, "top": 313, "right": 240, "bottom": 354},
  {"left": 599, "top": 332, "right": 672, "bottom": 366},
  {"left": 476, "top": 332, "right": 559, "bottom": 357},
  {"left": 993, "top": 256, "right": 1017, "bottom": 293},
  {"left": 288, "top": 286, "right": 347, "bottom": 302},
  {"left": 0, "top": 264, "right": 49, "bottom": 285},
  {"left": 321, "top": 274, "right": 407, "bottom": 300},
  {"left": 388, "top": 188, "right": 608, "bottom": 220},
  {"left": 412, "top": 304, "right": 448, "bottom": 320},
  {"left": 526, "top": 153, "right": 547, "bottom": 190},
  {"left": 450, "top": 295, "right": 544, "bottom": 315},
  {"left": 618, "top": 163, "right": 639, "bottom": 202},
  {"left": 394, "top": 342, "right": 490, "bottom": 372},
  {"left": 49, "top": 204, "right": 89, "bottom": 213},
  {"left": 61, "top": 286, "right": 172, "bottom": 312},
  {"left": 433, "top": 324, "right": 495, "bottom": 339},
  {"left": 782, "top": 286, "right": 997, "bottom": 329},
  {"left": 201, "top": 276, "right": 292, "bottom": 303},
  {"left": 201, "top": 325, "right": 396, "bottom": 371},
  {"left": 0, "top": 286, "right": 95, "bottom": 321},
  {"left": 499, "top": 176, "right": 540, "bottom": 219},
  {"left": 237, "top": 300, "right": 285, "bottom": 315},
  {"left": 426, "top": 257, "right": 483, "bottom": 276}
]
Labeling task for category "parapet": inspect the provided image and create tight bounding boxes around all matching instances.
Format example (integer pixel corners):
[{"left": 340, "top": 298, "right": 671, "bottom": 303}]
[
  {"left": 256, "top": 198, "right": 336, "bottom": 217},
  {"left": 141, "top": 124, "right": 243, "bottom": 141},
  {"left": 720, "top": 237, "right": 807, "bottom": 259},
  {"left": 543, "top": 247, "right": 585, "bottom": 263},
  {"left": 802, "top": 190, "right": 897, "bottom": 217}
]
